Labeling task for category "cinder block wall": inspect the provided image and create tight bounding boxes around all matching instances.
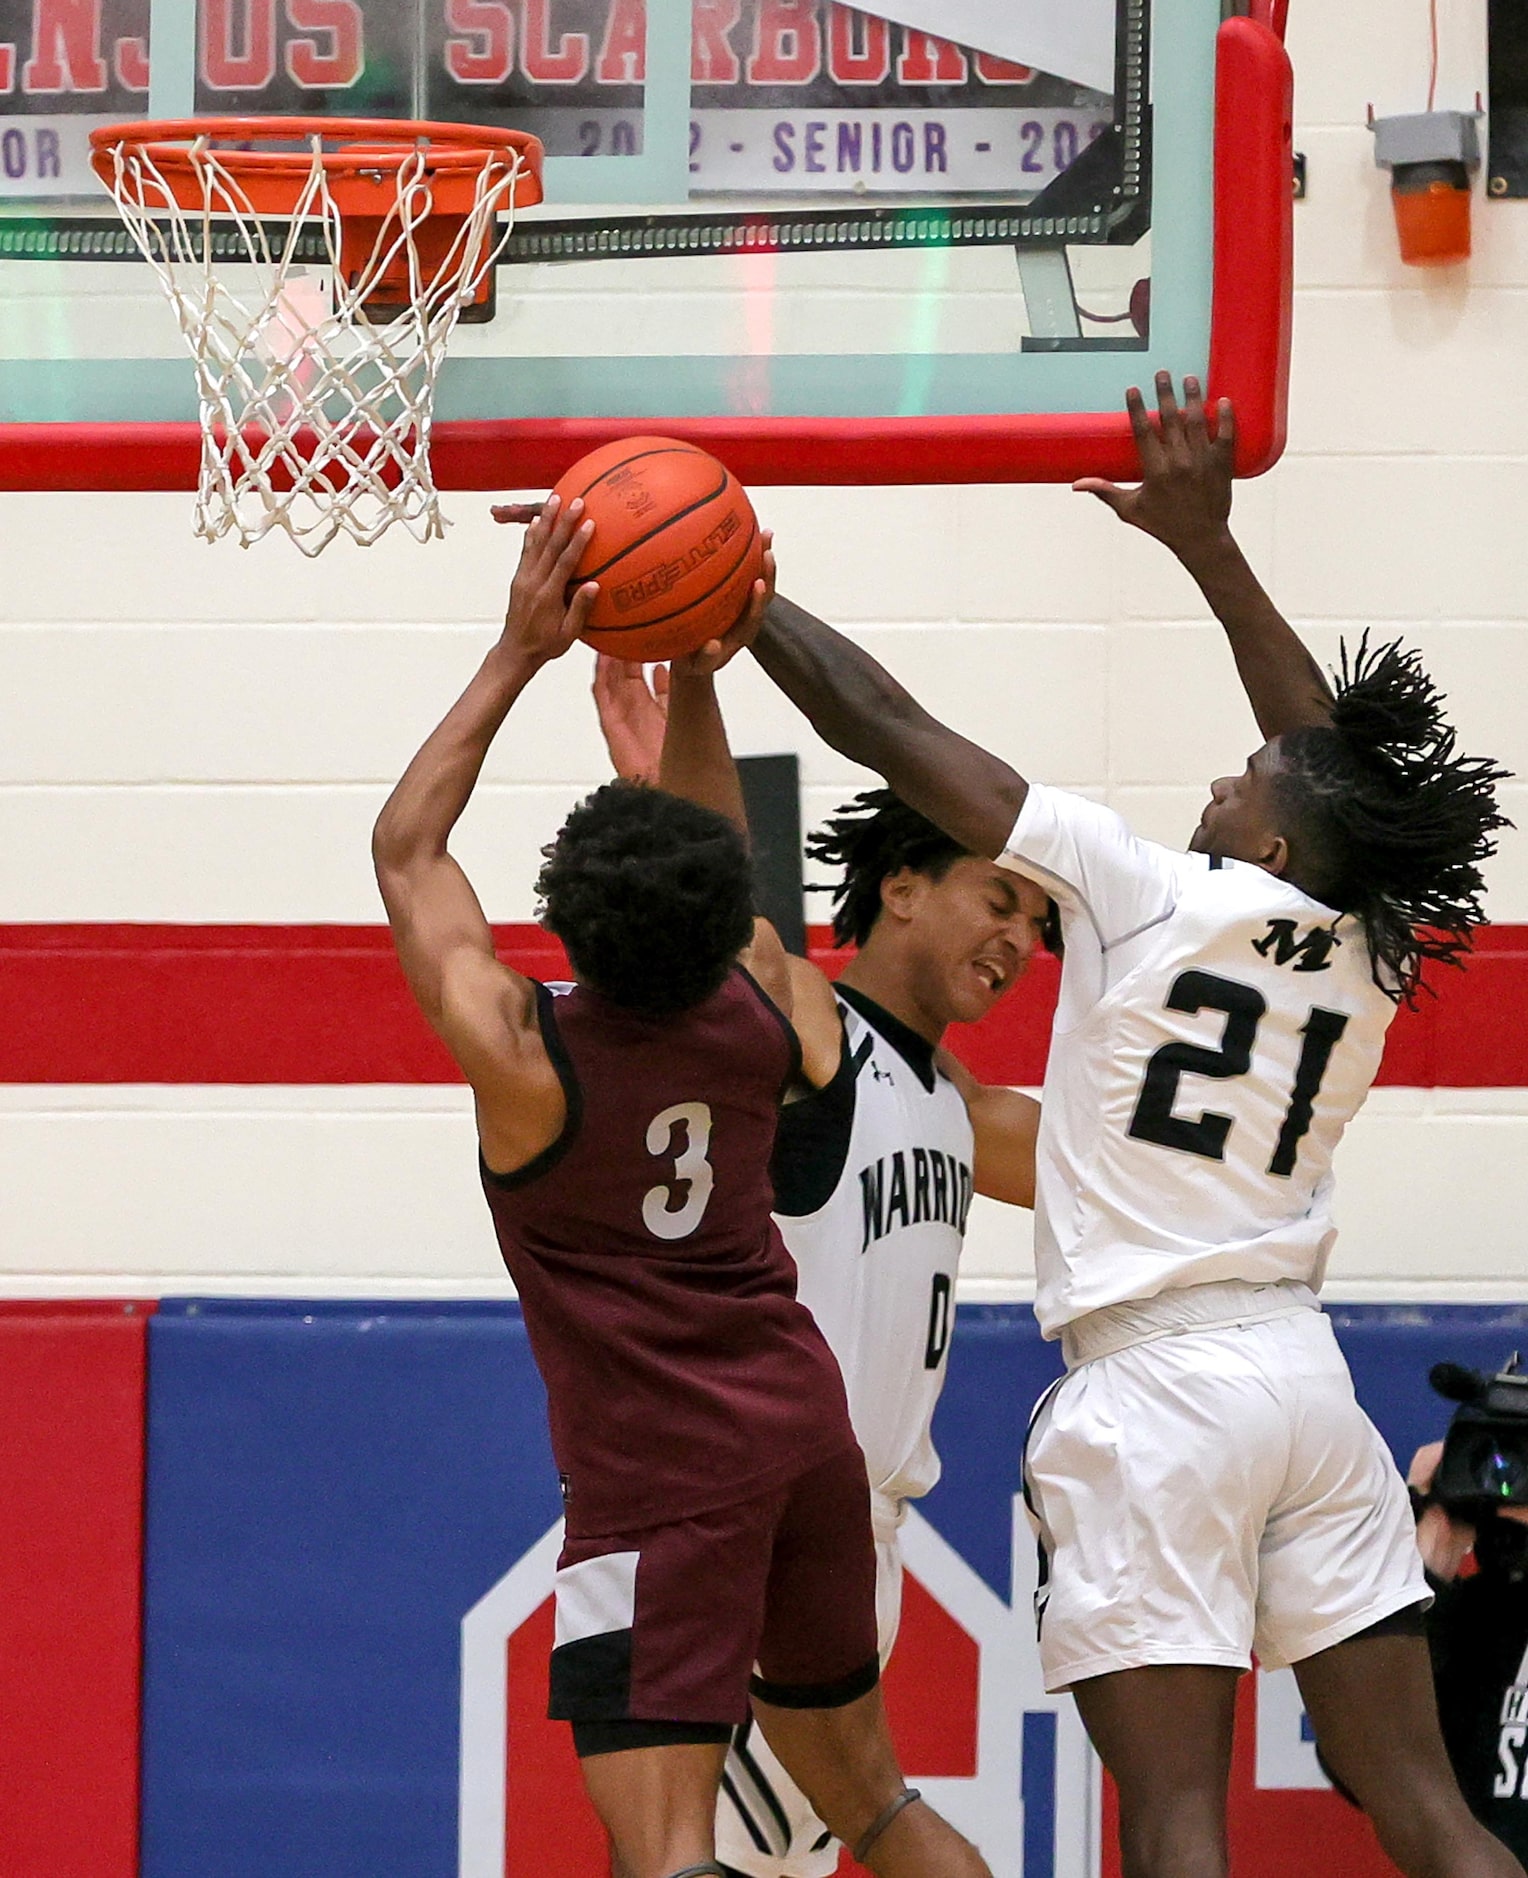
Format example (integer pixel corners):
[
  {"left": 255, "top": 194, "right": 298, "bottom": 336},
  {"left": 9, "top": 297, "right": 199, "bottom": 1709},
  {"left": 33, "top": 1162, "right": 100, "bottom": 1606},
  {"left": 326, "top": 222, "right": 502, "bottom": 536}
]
[{"left": 2, "top": 0, "right": 1525, "bottom": 1299}]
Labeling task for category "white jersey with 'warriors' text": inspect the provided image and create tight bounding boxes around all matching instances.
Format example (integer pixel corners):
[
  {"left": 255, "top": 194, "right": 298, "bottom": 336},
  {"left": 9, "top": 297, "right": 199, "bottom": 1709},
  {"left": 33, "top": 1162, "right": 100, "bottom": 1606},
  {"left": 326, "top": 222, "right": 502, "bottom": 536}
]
[
  {"left": 770, "top": 985, "right": 975, "bottom": 1505},
  {"left": 999, "top": 784, "right": 1398, "bottom": 1338},
  {"left": 719, "top": 988, "right": 977, "bottom": 1878}
]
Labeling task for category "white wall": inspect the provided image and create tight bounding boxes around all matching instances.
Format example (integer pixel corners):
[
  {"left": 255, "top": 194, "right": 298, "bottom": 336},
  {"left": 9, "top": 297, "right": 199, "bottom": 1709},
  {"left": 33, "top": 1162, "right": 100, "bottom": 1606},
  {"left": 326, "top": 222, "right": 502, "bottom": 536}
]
[{"left": 2, "top": 0, "right": 1526, "bottom": 1299}]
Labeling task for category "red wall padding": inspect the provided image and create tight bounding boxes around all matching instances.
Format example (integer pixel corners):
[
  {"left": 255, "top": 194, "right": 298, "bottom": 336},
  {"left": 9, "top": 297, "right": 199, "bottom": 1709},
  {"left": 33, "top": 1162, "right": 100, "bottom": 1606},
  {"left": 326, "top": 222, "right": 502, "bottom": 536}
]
[
  {"left": 0, "top": 924, "right": 1524, "bottom": 1087},
  {"left": 0, "top": 1301, "right": 152, "bottom": 1878}
]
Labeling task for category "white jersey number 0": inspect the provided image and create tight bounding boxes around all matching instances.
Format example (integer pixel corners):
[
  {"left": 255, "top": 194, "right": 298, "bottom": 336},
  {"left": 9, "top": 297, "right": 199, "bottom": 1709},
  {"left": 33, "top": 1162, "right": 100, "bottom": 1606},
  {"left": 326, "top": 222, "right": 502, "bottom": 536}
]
[{"left": 642, "top": 1101, "right": 716, "bottom": 1240}]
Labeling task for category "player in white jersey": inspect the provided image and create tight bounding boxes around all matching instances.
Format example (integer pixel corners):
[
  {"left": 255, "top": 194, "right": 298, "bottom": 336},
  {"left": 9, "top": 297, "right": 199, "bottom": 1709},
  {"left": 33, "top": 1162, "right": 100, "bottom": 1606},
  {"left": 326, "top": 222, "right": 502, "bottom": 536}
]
[
  {"left": 743, "top": 377, "right": 1521, "bottom": 1878},
  {"left": 591, "top": 653, "right": 1048, "bottom": 1878}
]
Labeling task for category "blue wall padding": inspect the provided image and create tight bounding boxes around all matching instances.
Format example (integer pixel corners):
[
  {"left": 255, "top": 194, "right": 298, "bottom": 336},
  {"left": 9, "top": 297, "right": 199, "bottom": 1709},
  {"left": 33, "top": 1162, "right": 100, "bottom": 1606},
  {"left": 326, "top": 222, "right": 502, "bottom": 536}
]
[
  {"left": 928, "top": 1305, "right": 1065, "bottom": 1599},
  {"left": 1327, "top": 1302, "right": 1528, "bottom": 1472},
  {"left": 140, "top": 1300, "right": 562, "bottom": 1878},
  {"left": 139, "top": 1298, "right": 1528, "bottom": 1878}
]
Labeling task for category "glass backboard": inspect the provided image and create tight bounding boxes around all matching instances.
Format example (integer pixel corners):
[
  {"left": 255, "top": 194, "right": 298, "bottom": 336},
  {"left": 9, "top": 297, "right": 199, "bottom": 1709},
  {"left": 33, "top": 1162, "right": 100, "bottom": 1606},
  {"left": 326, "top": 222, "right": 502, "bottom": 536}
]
[{"left": 0, "top": 0, "right": 1292, "bottom": 490}]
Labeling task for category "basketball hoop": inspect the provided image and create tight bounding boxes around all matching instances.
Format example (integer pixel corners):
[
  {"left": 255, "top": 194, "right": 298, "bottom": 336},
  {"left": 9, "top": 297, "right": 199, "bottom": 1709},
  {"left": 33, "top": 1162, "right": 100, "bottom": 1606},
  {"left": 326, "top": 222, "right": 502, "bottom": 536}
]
[{"left": 89, "top": 118, "right": 543, "bottom": 554}]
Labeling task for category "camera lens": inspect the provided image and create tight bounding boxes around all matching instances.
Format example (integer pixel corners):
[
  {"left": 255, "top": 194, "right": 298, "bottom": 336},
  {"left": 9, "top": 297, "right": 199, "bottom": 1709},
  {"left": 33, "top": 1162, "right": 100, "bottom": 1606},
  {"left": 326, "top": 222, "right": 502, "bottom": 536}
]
[
  {"left": 1458, "top": 1429, "right": 1528, "bottom": 1503},
  {"left": 1483, "top": 1444, "right": 1524, "bottom": 1499}
]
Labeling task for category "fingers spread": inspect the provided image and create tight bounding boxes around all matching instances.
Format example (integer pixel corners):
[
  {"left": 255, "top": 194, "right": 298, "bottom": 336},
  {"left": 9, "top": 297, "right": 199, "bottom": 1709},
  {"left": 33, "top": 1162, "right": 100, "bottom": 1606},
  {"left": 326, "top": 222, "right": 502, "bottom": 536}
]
[
  {"left": 551, "top": 506, "right": 595, "bottom": 586},
  {"left": 1156, "top": 369, "right": 1191, "bottom": 462},
  {"left": 523, "top": 492, "right": 559, "bottom": 552},
  {"left": 1181, "top": 375, "right": 1210, "bottom": 444},
  {"left": 1125, "top": 384, "right": 1165, "bottom": 474},
  {"left": 593, "top": 652, "right": 634, "bottom": 700}
]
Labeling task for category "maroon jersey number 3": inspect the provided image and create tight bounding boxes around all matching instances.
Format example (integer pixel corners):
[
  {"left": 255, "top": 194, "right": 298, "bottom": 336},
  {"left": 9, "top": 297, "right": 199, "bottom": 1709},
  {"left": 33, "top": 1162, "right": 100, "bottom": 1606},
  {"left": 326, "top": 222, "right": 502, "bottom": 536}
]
[{"left": 483, "top": 967, "right": 857, "bottom": 1539}]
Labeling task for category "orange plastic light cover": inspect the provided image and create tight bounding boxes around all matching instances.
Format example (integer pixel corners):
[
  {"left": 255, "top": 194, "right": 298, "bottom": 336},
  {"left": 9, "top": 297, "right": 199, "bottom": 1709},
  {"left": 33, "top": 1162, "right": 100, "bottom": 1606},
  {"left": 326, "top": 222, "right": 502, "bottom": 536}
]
[{"left": 1391, "top": 179, "right": 1473, "bottom": 267}]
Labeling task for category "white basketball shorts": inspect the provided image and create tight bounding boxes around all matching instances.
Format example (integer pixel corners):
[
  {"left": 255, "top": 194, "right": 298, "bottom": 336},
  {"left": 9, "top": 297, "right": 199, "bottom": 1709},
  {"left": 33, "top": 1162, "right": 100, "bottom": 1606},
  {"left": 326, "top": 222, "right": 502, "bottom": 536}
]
[
  {"left": 715, "top": 1513, "right": 904, "bottom": 1878},
  {"left": 1024, "top": 1305, "right": 1428, "bottom": 1693}
]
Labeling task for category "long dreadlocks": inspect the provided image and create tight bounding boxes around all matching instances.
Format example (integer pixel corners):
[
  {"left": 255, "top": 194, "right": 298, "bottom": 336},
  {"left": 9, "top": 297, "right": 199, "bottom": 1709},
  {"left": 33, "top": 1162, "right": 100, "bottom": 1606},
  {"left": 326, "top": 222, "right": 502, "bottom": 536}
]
[
  {"left": 807, "top": 787, "right": 1063, "bottom": 953},
  {"left": 1274, "top": 635, "right": 1511, "bottom": 1004}
]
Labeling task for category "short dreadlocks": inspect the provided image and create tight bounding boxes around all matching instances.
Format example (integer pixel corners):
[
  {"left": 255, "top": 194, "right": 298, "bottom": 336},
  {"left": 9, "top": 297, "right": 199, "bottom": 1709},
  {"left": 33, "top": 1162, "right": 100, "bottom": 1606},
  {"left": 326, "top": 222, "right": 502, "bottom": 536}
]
[
  {"left": 1274, "top": 636, "right": 1511, "bottom": 1004},
  {"left": 807, "top": 787, "right": 1062, "bottom": 954}
]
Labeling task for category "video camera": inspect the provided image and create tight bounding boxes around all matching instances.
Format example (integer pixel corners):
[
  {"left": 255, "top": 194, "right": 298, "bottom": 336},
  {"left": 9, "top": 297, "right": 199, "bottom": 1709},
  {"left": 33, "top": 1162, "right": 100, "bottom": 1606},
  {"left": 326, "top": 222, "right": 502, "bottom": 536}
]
[{"left": 1429, "top": 1354, "right": 1528, "bottom": 1515}]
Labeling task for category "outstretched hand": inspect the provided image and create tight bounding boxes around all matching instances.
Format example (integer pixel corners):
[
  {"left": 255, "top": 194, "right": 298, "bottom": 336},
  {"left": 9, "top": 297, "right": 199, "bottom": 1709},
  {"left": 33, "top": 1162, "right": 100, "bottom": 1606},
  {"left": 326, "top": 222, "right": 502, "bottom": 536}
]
[
  {"left": 593, "top": 656, "right": 669, "bottom": 783},
  {"left": 1075, "top": 372, "right": 1235, "bottom": 563},
  {"left": 500, "top": 493, "right": 596, "bottom": 667}
]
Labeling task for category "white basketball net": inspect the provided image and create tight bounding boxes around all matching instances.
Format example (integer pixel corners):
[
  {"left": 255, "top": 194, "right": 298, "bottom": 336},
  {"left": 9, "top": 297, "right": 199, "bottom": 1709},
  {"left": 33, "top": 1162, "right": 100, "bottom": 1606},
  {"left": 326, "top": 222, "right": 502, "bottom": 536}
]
[{"left": 97, "top": 132, "right": 528, "bottom": 554}]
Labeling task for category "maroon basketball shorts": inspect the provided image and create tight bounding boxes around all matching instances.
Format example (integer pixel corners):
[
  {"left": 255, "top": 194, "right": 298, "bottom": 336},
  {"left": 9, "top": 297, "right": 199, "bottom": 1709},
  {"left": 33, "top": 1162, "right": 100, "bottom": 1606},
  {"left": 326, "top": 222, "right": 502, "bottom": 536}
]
[{"left": 548, "top": 1444, "right": 880, "bottom": 1757}]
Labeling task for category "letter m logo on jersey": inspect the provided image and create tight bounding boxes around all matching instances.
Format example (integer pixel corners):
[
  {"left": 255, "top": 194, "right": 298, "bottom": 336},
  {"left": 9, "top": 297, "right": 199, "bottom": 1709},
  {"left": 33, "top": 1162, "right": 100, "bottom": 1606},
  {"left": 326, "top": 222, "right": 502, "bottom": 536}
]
[
  {"left": 1252, "top": 920, "right": 1342, "bottom": 972},
  {"left": 457, "top": 1502, "right": 1095, "bottom": 1878}
]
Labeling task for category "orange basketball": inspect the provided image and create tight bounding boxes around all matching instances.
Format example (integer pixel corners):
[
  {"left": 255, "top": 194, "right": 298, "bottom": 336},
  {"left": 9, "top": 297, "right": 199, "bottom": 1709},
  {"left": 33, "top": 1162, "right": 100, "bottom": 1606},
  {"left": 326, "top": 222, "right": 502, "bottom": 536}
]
[{"left": 551, "top": 437, "right": 764, "bottom": 661}]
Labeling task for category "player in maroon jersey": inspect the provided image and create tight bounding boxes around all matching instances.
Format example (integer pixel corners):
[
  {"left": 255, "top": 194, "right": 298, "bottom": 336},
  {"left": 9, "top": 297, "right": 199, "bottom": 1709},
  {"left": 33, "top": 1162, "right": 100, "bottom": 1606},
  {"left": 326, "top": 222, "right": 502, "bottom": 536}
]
[{"left": 373, "top": 495, "right": 991, "bottom": 1878}]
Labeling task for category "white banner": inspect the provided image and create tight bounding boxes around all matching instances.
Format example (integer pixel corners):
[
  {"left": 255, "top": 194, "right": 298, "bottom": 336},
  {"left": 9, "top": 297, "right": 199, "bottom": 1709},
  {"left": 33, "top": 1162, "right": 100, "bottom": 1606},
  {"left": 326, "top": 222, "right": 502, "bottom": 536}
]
[
  {"left": 0, "top": 115, "right": 118, "bottom": 199},
  {"left": 689, "top": 107, "right": 1112, "bottom": 194}
]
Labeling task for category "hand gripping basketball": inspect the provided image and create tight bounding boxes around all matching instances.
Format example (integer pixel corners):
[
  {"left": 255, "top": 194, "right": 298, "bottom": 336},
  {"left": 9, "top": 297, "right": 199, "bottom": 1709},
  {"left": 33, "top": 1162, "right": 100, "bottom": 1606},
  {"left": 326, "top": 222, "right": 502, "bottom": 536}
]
[
  {"left": 670, "top": 530, "right": 775, "bottom": 677},
  {"left": 500, "top": 494, "right": 599, "bottom": 667}
]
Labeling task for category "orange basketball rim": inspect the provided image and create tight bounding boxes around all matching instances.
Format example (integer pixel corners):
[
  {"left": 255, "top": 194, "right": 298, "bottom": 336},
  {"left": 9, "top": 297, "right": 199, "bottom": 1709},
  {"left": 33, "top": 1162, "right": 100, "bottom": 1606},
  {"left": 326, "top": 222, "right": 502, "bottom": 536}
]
[
  {"left": 89, "top": 117, "right": 544, "bottom": 312},
  {"left": 84, "top": 116, "right": 546, "bottom": 552}
]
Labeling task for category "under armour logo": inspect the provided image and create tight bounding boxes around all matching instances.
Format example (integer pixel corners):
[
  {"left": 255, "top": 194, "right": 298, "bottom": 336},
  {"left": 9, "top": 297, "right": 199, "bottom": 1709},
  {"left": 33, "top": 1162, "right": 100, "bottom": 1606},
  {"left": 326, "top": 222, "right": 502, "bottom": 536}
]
[{"left": 1252, "top": 919, "right": 1341, "bottom": 973}]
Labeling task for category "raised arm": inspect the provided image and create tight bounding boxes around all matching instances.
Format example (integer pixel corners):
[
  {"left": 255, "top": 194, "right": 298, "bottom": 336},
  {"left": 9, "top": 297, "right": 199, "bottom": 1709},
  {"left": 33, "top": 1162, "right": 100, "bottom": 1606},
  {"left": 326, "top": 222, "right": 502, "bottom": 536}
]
[
  {"left": 373, "top": 497, "right": 596, "bottom": 1163},
  {"left": 1077, "top": 373, "right": 1335, "bottom": 740},
  {"left": 656, "top": 539, "right": 778, "bottom": 827},
  {"left": 659, "top": 666, "right": 751, "bottom": 834},
  {"left": 655, "top": 656, "right": 842, "bottom": 1083},
  {"left": 754, "top": 597, "right": 1026, "bottom": 860},
  {"left": 589, "top": 562, "right": 845, "bottom": 1089},
  {"left": 596, "top": 533, "right": 771, "bottom": 835}
]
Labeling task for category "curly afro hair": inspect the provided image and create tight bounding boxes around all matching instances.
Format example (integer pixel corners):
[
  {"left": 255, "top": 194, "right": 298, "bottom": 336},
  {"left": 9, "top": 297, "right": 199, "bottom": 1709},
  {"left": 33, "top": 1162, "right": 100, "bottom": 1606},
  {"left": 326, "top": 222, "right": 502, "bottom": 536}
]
[
  {"left": 1274, "top": 635, "right": 1512, "bottom": 1003},
  {"left": 537, "top": 781, "right": 756, "bottom": 1016}
]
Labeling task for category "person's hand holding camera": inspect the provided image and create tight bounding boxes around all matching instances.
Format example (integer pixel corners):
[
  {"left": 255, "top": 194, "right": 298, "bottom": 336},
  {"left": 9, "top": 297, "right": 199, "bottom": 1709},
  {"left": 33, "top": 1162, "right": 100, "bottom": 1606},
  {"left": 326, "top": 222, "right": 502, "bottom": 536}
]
[
  {"left": 1411, "top": 1436, "right": 1528, "bottom": 1582},
  {"left": 1409, "top": 1442, "right": 1478, "bottom": 1582}
]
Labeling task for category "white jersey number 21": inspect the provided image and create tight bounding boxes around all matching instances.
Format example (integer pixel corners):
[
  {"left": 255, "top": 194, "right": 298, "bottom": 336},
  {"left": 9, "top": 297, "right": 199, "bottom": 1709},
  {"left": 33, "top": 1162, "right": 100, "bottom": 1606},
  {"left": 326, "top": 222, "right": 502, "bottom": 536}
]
[
  {"left": 1128, "top": 969, "right": 1350, "bottom": 1178},
  {"left": 642, "top": 1101, "right": 716, "bottom": 1240}
]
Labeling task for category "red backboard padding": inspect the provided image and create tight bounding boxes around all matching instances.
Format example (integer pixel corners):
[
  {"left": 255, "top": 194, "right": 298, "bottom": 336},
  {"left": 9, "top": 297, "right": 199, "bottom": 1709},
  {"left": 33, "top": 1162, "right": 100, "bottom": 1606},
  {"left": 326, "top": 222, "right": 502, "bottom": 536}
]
[
  {"left": 0, "top": 1301, "right": 153, "bottom": 1878},
  {"left": 1208, "top": 17, "right": 1295, "bottom": 477}
]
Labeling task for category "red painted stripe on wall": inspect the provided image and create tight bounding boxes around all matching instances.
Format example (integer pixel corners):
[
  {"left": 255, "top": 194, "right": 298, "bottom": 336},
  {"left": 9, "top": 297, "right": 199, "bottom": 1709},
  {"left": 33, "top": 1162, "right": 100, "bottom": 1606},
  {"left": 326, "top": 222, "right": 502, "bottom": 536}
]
[{"left": 1, "top": 924, "right": 1526, "bottom": 1087}]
